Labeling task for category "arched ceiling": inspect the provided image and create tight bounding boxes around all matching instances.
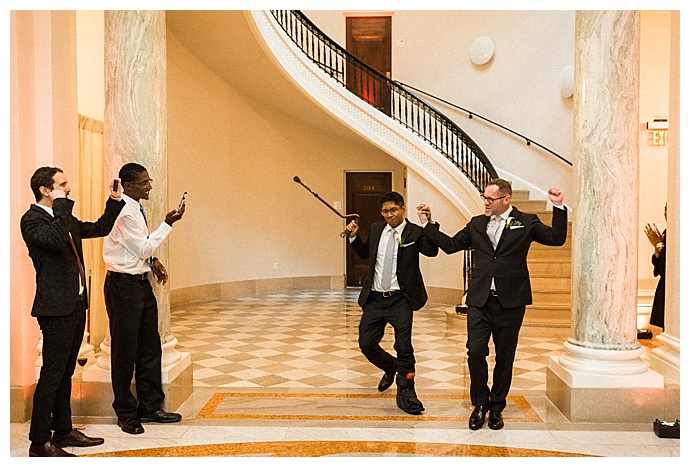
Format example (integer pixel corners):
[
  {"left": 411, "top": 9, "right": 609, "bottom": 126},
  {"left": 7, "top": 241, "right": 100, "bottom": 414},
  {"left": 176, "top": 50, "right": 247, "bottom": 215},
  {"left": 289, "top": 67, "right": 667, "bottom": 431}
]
[{"left": 165, "top": 10, "right": 365, "bottom": 143}]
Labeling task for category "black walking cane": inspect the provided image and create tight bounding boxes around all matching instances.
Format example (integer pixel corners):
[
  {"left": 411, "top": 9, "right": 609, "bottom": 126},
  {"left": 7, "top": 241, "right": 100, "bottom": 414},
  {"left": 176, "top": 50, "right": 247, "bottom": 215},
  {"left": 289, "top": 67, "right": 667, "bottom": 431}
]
[{"left": 293, "top": 176, "right": 359, "bottom": 237}]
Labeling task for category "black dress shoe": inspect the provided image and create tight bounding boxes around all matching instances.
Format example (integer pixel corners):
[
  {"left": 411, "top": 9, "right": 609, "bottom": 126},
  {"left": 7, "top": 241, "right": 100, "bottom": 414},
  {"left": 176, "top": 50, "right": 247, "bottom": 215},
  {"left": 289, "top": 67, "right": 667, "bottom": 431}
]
[
  {"left": 378, "top": 369, "right": 396, "bottom": 392},
  {"left": 118, "top": 417, "right": 145, "bottom": 435},
  {"left": 29, "top": 441, "right": 76, "bottom": 457},
  {"left": 469, "top": 405, "right": 488, "bottom": 430},
  {"left": 395, "top": 375, "right": 424, "bottom": 415},
  {"left": 52, "top": 428, "right": 104, "bottom": 448},
  {"left": 138, "top": 409, "right": 182, "bottom": 423},
  {"left": 488, "top": 410, "right": 504, "bottom": 430}
]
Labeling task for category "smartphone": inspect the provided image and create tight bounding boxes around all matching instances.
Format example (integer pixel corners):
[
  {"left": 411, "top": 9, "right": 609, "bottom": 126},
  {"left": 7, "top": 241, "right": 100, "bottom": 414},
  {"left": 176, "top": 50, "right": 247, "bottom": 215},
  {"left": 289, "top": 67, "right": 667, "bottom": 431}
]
[
  {"left": 113, "top": 179, "right": 119, "bottom": 191},
  {"left": 177, "top": 192, "right": 187, "bottom": 211}
]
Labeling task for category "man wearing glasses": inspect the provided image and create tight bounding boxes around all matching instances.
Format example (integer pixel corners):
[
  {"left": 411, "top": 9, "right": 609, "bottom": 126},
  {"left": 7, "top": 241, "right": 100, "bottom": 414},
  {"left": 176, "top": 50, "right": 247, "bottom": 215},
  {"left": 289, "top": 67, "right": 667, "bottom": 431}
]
[
  {"left": 102, "top": 163, "right": 185, "bottom": 435},
  {"left": 417, "top": 179, "right": 567, "bottom": 430},
  {"left": 344, "top": 192, "right": 439, "bottom": 415}
]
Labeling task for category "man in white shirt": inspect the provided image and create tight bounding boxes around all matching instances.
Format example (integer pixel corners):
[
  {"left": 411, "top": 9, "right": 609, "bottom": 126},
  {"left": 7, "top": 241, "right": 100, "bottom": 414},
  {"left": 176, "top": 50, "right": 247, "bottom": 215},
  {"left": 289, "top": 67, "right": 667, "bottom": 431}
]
[{"left": 102, "top": 162, "right": 185, "bottom": 435}]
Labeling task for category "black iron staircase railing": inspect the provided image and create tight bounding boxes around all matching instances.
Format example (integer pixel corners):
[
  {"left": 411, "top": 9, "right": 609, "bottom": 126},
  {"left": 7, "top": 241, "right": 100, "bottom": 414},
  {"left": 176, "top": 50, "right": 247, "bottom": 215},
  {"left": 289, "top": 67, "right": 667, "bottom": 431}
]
[{"left": 269, "top": 10, "right": 499, "bottom": 192}]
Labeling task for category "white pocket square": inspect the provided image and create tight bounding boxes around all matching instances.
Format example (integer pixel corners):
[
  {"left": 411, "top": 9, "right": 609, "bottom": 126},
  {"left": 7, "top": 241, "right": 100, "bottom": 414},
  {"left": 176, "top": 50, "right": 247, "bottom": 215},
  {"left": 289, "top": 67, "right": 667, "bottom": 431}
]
[
  {"left": 509, "top": 225, "right": 525, "bottom": 230},
  {"left": 399, "top": 241, "right": 416, "bottom": 248}
]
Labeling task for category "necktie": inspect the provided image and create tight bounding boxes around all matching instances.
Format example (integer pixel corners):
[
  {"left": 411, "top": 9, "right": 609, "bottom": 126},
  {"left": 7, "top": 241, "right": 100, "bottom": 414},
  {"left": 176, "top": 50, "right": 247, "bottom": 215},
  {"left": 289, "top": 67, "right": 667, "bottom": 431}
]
[
  {"left": 488, "top": 215, "right": 503, "bottom": 249},
  {"left": 140, "top": 204, "right": 154, "bottom": 270},
  {"left": 380, "top": 228, "right": 396, "bottom": 290},
  {"left": 68, "top": 233, "right": 86, "bottom": 293}
]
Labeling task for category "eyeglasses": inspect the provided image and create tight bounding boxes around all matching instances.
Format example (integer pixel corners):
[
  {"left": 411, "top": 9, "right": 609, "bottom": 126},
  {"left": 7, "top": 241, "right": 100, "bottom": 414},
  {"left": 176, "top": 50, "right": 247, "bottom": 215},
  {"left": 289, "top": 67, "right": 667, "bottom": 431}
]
[
  {"left": 481, "top": 195, "right": 507, "bottom": 203},
  {"left": 380, "top": 207, "right": 401, "bottom": 215},
  {"left": 130, "top": 179, "right": 153, "bottom": 187}
]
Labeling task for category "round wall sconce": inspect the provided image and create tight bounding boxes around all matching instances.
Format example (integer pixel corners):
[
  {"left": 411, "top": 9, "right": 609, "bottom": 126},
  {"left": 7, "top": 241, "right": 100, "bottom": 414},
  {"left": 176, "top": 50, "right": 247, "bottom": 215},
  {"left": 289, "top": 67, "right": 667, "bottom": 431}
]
[
  {"left": 559, "top": 65, "right": 574, "bottom": 98},
  {"left": 470, "top": 36, "right": 494, "bottom": 65}
]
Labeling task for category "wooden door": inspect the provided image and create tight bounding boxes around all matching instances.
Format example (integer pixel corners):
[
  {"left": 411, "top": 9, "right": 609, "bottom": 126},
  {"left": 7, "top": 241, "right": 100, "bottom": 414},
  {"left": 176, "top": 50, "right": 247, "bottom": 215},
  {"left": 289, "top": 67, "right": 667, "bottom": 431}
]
[
  {"left": 346, "top": 172, "right": 392, "bottom": 286},
  {"left": 346, "top": 16, "right": 392, "bottom": 115}
]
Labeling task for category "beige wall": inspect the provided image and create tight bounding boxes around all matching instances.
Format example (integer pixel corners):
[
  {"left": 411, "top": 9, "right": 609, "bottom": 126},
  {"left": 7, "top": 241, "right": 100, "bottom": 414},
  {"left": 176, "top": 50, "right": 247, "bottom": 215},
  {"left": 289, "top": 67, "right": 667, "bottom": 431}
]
[
  {"left": 10, "top": 10, "right": 80, "bottom": 395},
  {"left": 166, "top": 32, "right": 406, "bottom": 290},
  {"left": 76, "top": 10, "right": 104, "bottom": 121},
  {"left": 638, "top": 11, "right": 671, "bottom": 293}
]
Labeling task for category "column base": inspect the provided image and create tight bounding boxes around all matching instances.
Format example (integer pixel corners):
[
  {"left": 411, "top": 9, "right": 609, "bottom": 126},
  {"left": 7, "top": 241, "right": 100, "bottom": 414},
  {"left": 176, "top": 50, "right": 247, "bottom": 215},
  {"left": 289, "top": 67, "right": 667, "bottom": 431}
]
[
  {"left": 546, "top": 356, "right": 679, "bottom": 422},
  {"left": 72, "top": 352, "right": 193, "bottom": 418}
]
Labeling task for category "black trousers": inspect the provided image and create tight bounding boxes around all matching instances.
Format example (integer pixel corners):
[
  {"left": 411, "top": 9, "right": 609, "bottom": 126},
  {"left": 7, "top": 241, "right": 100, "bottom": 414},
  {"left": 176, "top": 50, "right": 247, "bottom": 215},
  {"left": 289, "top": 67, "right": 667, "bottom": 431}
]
[
  {"left": 30, "top": 297, "right": 85, "bottom": 443},
  {"left": 466, "top": 294, "right": 525, "bottom": 412},
  {"left": 104, "top": 273, "right": 164, "bottom": 419},
  {"left": 358, "top": 293, "right": 415, "bottom": 377}
]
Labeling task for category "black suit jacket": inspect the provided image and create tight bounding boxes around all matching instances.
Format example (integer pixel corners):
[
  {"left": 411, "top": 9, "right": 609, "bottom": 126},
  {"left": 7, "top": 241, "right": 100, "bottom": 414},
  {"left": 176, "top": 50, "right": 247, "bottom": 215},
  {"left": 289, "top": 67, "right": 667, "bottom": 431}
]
[
  {"left": 423, "top": 206, "right": 567, "bottom": 309},
  {"left": 349, "top": 219, "right": 439, "bottom": 311},
  {"left": 20, "top": 196, "right": 124, "bottom": 317}
]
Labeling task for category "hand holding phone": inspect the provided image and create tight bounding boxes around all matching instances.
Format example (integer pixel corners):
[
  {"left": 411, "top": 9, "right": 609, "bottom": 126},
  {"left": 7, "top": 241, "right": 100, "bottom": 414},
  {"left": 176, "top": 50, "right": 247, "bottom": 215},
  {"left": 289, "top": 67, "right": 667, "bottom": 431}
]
[
  {"left": 113, "top": 179, "right": 119, "bottom": 191},
  {"left": 177, "top": 192, "right": 187, "bottom": 212}
]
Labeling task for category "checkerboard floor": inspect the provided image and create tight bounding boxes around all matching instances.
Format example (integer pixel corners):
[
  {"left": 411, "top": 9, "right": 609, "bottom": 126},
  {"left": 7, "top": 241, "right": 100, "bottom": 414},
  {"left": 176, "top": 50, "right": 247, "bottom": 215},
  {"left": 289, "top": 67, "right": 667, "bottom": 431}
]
[{"left": 170, "top": 289, "right": 569, "bottom": 392}]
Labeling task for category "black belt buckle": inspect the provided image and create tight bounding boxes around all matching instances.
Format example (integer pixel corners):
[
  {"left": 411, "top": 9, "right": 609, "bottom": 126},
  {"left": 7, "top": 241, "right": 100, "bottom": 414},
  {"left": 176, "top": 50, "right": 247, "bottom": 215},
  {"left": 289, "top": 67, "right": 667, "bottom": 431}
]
[{"left": 382, "top": 291, "right": 394, "bottom": 297}]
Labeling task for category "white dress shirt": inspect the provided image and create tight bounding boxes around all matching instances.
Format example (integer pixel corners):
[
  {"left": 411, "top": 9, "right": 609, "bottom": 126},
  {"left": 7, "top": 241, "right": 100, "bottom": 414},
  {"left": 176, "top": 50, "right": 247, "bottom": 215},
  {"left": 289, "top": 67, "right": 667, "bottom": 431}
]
[
  {"left": 373, "top": 220, "right": 406, "bottom": 292},
  {"left": 103, "top": 193, "right": 172, "bottom": 274}
]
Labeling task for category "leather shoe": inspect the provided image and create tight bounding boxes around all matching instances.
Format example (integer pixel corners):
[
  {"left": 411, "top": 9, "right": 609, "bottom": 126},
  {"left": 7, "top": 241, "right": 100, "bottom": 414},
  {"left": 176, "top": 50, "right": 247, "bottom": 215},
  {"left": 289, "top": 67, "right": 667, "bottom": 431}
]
[
  {"left": 138, "top": 409, "right": 182, "bottom": 423},
  {"left": 488, "top": 410, "right": 504, "bottom": 430},
  {"left": 118, "top": 417, "right": 144, "bottom": 435},
  {"left": 469, "top": 405, "right": 488, "bottom": 430},
  {"left": 29, "top": 441, "right": 76, "bottom": 457},
  {"left": 52, "top": 428, "right": 104, "bottom": 448},
  {"left": 378, "top": 369, "right": 396, "bottom": 392},
  {"left": 395, "top": 375, "right": 424, "bottom": 415}
]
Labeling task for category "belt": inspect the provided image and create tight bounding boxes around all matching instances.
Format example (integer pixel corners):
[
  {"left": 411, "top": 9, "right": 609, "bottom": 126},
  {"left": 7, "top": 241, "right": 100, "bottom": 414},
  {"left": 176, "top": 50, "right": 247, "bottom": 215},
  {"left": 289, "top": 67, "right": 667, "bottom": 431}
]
[
  {"left": 106, "top": 270, "right": 149, "bottom": 281},
  {"left": 490, "top": 289, "right": 499, "bottom": 297},
  {"left": 370, "top": 290, "right": 402, "bottom": 298}
]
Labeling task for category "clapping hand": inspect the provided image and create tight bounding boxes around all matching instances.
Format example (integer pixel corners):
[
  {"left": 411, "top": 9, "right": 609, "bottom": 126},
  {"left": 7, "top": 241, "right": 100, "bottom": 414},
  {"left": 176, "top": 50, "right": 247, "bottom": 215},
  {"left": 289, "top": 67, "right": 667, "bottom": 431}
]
[{"left": 644, "top": 223, "right": 664, "bottom": 246}]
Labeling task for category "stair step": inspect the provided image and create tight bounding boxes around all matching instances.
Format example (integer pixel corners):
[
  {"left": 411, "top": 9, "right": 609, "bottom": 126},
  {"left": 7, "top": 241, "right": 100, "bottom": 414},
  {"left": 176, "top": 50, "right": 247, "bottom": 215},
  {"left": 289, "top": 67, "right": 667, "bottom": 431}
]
[
  {"left": 528, "top": 260, "right": 571, "bottom": 276},
  {"left": 528, "top": 247, "right": 571, "bottom": 260},
  {"left": 530, "top": 275, "right": 572, "bottom": 289},
  {"left": 525, "top": 303, "right": 572, "bottom": 321},
  {"left": 512, "top": 189, "right": 531, "bottom": 200},
  {"left": 446, "top": 307, "right": 571, "bottom": 329},
  {"left": 512, "top": 199, "right": 547, "bottom": 211},
  {"left": 532, "top": 289, "right": 571, "bottom": 304}
]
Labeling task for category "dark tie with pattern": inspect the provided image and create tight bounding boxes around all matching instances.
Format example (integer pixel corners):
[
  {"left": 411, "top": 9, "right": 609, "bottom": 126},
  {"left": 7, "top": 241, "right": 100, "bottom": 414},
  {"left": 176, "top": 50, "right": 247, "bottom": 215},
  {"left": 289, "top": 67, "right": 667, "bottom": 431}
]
[{"left": 68, "top": 233, "right": 86, "bottom": 292}]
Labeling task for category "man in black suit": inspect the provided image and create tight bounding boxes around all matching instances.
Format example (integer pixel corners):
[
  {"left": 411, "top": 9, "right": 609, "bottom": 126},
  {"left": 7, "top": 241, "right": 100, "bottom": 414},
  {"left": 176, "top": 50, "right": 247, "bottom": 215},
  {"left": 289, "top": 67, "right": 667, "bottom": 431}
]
[
  {"left": 20, "top": 167, "right": 124, "bottom": 456},
  {"left": 417, "top": 179, "right": 567, "bottom": 430},
  {"left": 345, "top": 191, "right": 439, "bottom": 415}
]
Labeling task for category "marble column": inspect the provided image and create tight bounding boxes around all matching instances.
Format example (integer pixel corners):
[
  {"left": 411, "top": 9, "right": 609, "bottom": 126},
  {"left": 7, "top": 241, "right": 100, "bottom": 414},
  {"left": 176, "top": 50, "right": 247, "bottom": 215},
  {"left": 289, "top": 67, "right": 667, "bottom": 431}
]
[
  {"left": 98, "top": 10, "right": 179, "bottom": 369},
  {"left": 546, "top": 11, "right": 665, "bottom": 423}
]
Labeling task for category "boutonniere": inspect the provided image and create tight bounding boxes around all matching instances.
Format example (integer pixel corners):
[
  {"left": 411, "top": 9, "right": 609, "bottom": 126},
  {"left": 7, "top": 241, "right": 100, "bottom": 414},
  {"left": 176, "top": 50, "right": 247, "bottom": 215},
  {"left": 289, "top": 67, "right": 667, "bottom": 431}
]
[
  {"left": 397, "top": 236, "right": 416, "bottom": 248},
  {"left": 506, "top": 217, "right": 524, "bottom": 229}
]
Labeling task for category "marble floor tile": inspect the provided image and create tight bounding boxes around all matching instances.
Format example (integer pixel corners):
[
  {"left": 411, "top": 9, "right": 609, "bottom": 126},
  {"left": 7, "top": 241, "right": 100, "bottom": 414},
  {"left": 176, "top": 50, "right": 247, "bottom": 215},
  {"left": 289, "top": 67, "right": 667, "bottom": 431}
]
[{"left": 9, "top": 289, "right": 680, "bottom": 458}]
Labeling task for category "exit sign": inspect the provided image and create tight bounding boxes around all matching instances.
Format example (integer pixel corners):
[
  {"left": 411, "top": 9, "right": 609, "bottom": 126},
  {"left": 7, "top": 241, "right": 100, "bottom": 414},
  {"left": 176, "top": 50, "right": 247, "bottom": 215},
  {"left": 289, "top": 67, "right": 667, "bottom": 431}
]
[{"left": 649, "top": 129, "right": 668, "bottom": 146}]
